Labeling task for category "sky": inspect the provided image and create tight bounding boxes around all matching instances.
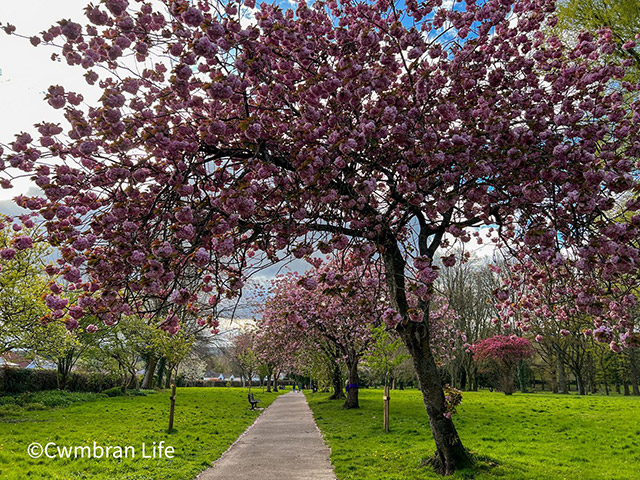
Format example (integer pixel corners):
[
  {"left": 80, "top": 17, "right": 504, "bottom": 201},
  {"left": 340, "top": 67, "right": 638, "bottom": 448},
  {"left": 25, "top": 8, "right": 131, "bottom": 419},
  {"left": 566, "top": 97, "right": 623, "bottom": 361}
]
[{"left": 0, "top": 1, "right": 96, "bottom": 207}]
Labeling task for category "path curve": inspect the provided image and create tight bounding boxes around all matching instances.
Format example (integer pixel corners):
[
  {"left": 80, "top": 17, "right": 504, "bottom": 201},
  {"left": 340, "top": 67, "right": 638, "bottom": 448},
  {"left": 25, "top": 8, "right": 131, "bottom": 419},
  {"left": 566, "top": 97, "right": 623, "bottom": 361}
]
[{"left": 197, "top": 391, "right": 336, "bottom": 480}]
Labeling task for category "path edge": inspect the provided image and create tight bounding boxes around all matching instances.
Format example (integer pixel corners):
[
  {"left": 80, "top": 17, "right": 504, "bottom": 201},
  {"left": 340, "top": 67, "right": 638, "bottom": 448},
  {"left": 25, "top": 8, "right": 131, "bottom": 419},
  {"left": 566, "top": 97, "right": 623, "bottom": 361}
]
[
  {"left": 304, "top": 392, "right": 338, "bottom": 479},
  {"left": 301, "top": 391, "right": 338, "bottom": 476},
  {"left": 194, "top": 393, "right": 281, "bottom": 479}
]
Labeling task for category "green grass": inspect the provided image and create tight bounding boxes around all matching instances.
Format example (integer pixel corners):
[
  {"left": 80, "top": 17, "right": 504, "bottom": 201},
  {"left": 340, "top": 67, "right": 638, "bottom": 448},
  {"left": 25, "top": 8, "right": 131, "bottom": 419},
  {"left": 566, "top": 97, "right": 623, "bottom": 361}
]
[
  {"left": 0, "top": 387, "right": 283, "bottom": 479},
  {"left": 306, "top": 389, "right": 640, "bottom": 480}
]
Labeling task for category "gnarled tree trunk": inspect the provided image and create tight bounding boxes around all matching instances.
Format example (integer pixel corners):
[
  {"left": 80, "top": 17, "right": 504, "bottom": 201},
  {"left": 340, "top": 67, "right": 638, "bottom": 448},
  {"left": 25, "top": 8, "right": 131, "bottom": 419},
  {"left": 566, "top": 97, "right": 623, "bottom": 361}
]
[
  {"left": 383, "top": 239, "right": 472, "bottom": 475},
  {"left": 397, "top": 320, "right": 472, "bottom": 474},
  {"left": 556, "top": 355, "right": 567, "bottom": 394}
]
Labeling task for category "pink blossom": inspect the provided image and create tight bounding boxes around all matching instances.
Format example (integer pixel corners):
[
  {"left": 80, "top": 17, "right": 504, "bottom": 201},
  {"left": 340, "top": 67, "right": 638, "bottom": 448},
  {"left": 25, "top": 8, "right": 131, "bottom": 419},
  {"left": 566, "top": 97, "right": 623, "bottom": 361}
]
[
  {"left": 12, "top": 236, "right": 33, "bottom": 250},
  {"left": 182, "top": 7, "right": 204, "bottom": 27},
  {"left": 105, "top": 0, "right": 128, "bottom": 17},
  {"left": 0, "top": 248, "right": 16, "bottom": 260}
]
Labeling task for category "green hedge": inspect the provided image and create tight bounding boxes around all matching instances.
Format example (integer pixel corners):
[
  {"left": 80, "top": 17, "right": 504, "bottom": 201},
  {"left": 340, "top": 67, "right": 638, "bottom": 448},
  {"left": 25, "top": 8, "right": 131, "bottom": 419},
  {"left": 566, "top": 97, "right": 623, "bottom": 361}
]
[{"left": 0, "top": 368, "right": 121, "bottom": 394}]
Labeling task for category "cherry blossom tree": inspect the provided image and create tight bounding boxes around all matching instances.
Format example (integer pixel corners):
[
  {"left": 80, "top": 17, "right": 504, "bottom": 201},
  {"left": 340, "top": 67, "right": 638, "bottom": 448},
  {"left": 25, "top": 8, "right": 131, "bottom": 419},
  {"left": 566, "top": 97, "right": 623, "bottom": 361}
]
[
  {"left": 263, "top": 256, "right": 385, "bottom": 408},
  {"left": 253, "top": 317, "right": 293, "bottom": 392},
  {"left": 472, "top": 335, "right": 533, "bottom": 395},
  {"left": 261, "top": 255, "right": 384, "bottom": 408},
  {"left": 1, "top": 0, "right": 640, "bottom": 472}
]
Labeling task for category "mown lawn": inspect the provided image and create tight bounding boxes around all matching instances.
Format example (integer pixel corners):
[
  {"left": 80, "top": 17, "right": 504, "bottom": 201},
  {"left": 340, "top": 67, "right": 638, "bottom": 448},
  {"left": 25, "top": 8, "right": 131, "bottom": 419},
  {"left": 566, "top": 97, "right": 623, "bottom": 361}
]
[
  {"left": 306, "top": 389, "right": 640, "bottom": 480},
  {"left": 0, "top": 387, "right": 283, "bottom": 479}
]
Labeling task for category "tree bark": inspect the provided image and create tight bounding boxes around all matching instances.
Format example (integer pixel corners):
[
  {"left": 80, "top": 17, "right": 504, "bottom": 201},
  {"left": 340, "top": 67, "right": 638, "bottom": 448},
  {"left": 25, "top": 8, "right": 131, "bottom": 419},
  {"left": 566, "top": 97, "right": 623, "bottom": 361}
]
[
  {"left": 328, "top": 362, "right": 345, "bottom": 400},
  {"left": 142, "top": 356, "right": 157, "bottom": 389},
  {"left": 165, "top": 366, "right": 173, "bottom": 389},
  {"left": 576, "top": 374, "right": 586, "bottom": 396},
  {"left": 155, "top": 357, "right": 166, "bottom": 388},
  {"left": 398, "top": 321, "right": 472, "bottom": 474},
  {"left": 57, "top": 350, "right": 74, "bottom": 390},
  {"left": 556, "top": 355, "right": 567, "bottom": 394},
  {"left": 344, "top": 358, "right": 359, "bottom": 409},
  {"left": 500, "top": 365, "right": 516, "bottom": 395},
  {"left": 517, "top": 360, "right": 527, "bottom": 393},
  {"left": 382, "top": 236, "right": 471, "bottom": 475}
]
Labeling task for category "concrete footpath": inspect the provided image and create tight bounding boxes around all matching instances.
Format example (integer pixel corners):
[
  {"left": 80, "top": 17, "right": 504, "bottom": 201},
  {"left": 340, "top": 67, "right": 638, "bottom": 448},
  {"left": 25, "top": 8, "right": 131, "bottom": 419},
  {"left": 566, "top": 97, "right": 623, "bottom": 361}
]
[{"left": 197, "top": 391, "right": 336, "bottom": 480}]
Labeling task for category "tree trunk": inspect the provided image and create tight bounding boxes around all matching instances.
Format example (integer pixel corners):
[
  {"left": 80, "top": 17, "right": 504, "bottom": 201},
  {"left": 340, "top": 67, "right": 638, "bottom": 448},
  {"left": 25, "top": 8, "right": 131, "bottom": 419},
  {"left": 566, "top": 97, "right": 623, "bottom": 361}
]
[
  {"left": 500, "top": 367, "right": 516, "bottom": 395},
  {"left": 142, "top": 356, "right": 157, "bottom": 389},
  {"left": 576, "top": 374, "right": 586, "bottom": 396},
  {"left": 165, "top": 366, "right": 174, "bottom": 389},
  {"left": 344, "top": 358, "right": 359, "bottom": 409},
  {"left": 328, "top": 362, "right": 345, "bottom": 400},
  {"left": 155, "top": 357, "right": 166, "bottom": 388},
  {"left": 629, "top": 350, "right": 640, "bottom": 396},
  {"left": 266, "top": 372, "right": 272, "bottom": 393},
  {"left": 470, "top": 364, "right": 478, "bottom": 391},
  {"left": 398, "top": 321, "right": 472, "bottom": 474},
  {"left": 598, "top": 353, "right": 607, "bottom": 395},
  {"left": 57, "top": 349, "right": 75, "bottom": 390},
  {"left": 556, "top": 356, "right": 567, "bottom": 394},
  {"left": 517, "top": 360, "right": 527, "bottom": 393}
]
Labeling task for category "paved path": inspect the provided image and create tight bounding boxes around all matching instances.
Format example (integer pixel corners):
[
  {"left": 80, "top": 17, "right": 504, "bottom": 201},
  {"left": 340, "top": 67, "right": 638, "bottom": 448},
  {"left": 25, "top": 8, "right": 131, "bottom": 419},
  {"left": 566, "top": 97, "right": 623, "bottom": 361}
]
[{"left": 197, "top": 392, "right": 336, "bottom": 480}]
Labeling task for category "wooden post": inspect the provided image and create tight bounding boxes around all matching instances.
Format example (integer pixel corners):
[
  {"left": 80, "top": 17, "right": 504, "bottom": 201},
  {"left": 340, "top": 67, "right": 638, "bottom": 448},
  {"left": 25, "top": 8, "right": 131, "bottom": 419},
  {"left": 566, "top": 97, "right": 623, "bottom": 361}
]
[
  {"left": 168, "top": 384, "right": 177, "bottom": 431},
  {"left": 383, "top": 385, "right": 390, "bottom": 433}
]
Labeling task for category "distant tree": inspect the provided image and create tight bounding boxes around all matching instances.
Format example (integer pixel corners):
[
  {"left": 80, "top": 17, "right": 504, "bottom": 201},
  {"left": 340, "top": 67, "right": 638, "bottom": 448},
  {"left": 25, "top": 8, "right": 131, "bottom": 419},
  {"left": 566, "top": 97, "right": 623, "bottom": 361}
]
[
  {"left": 363, "top": 326, "right": 409, "bottom": 389},
  {"left": 261, "top": 255, "right": 384, "bottom": 408},
  {"left": 436, "top": 259, "right": 498, "bottom": 390},
  {"left": 229, "top": 330, "right": 259, "bottom": 392},
  {"left": 472, "top": 335, "right": 533, "bottom": 395}
]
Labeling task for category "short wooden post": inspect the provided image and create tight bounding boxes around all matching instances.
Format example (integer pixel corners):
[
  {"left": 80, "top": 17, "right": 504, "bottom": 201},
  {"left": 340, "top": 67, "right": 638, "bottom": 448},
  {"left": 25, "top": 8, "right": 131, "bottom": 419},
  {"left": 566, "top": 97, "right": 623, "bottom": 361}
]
[
  {"left": 383, "top": 385, "right": 390, "bottom": 432},
  {"left": 168, "top": 384, "right": 177, "bottom": 431}
]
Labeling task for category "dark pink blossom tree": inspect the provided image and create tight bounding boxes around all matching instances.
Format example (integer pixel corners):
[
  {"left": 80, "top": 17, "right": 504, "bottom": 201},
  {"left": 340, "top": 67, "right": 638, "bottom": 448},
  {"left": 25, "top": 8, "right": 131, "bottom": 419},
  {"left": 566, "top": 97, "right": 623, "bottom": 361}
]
[
  {"left": 2, "top": 0, "right": 640, "bottom": 472},
  {"left": 472, "top": 335, "right": 533, "bottom": 395}
]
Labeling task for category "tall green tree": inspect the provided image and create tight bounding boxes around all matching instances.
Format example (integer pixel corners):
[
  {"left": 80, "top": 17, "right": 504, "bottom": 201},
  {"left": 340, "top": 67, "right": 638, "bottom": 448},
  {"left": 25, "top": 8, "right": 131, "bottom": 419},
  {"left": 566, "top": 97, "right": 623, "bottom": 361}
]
[
  {"left": 557, "top": 0, "right": 640, "bottom": 80},
  {"left": 0, "top": 218, "right": 54, "bottom": 355}
]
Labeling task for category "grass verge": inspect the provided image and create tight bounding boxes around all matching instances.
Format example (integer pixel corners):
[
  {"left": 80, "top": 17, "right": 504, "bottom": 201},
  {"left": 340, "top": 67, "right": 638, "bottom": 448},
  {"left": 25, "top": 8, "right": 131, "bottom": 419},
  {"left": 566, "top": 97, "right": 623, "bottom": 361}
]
[
  {"left": 0, "top": 387, "right": 283, "bottom": 479},
  {"left": 305, "top": 389, "right": 640, "bottom": 480}
]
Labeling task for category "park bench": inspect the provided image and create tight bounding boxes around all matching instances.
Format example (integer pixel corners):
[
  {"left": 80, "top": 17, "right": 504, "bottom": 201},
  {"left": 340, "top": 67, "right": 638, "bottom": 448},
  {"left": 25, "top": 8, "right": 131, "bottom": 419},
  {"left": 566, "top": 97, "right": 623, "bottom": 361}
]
[{"left": 248, "top": 393, "right": 260, "bottom": 410}]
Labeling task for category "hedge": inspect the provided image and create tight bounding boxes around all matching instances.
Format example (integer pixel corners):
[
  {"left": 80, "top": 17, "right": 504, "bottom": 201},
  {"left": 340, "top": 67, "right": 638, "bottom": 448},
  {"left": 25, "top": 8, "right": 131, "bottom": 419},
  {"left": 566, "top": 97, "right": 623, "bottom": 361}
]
[{"left": 0, "top": 368, "right": 121, "bottom": 394}]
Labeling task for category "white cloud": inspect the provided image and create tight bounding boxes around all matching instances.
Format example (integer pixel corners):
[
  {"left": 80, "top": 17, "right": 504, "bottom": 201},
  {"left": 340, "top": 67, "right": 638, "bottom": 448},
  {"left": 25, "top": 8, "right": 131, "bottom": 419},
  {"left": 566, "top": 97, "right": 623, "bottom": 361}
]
[{"left": 0, "top": 1, "right": 95, "bottom": 201}]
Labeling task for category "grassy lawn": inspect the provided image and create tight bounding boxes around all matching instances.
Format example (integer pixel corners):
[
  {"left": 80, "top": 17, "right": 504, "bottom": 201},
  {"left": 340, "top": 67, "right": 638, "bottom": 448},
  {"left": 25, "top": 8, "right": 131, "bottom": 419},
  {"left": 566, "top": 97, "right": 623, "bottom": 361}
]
[
  {"left": 306, "top": 389, "right": 640, "bottom": 480},
  {"left": 0, "top": 387, "right": 283, "bottom": 479}
]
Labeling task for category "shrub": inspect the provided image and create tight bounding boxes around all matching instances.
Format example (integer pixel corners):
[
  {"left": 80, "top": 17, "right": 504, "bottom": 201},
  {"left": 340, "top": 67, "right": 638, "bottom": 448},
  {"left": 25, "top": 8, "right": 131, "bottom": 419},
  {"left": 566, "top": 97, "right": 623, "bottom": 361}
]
[{"left": 102, "top": 386, "right": 125, "bottom": 397}]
